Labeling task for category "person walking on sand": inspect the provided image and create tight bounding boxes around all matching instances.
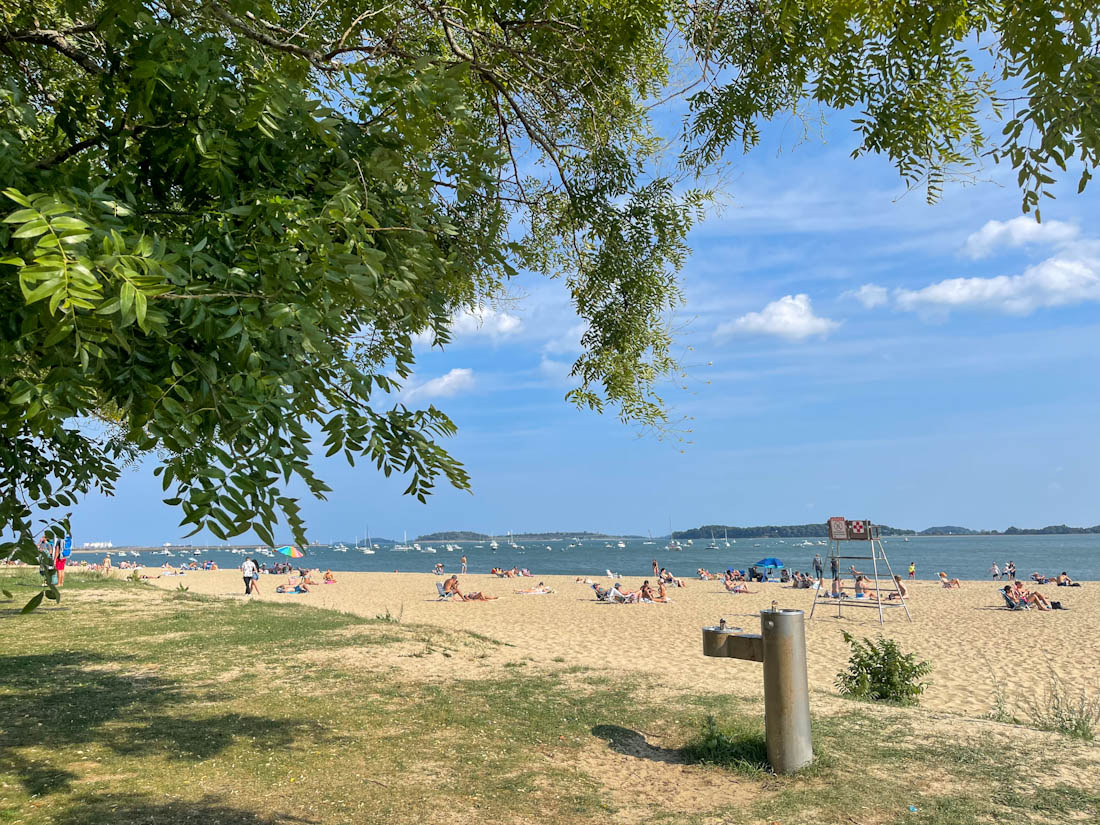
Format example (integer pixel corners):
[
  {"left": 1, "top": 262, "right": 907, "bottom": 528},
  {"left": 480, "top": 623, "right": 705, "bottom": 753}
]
[
  {"left": 248, "top": 558, "right": 261, "bottom": 595},
  {"left": 812, "top": 554, "right": 823, "bottom": 580},
  {"left": 991, "top": 562, "right": 1000, "bottom": 581},
  {"left": 241, "top": 556, "right": 257, "bottom": 595},
  {"left": 461, "top": 555, "right": 467, "bottom": 574},
  {"left": 652, "top": 559, "right": 659, "bottom": 578},
  {"left": 908, "top": 561, "right": 915, "bottom": 579}
]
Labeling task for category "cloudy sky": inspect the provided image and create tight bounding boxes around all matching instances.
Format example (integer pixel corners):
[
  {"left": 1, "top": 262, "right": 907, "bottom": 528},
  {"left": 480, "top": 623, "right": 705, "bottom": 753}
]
[{"left": 74, "top": 109, "right": 1100, "bottom": 543}]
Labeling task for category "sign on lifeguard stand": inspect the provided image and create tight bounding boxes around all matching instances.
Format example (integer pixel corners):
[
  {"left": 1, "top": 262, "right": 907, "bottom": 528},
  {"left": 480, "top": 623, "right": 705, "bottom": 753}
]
[{"left": 812, "top": 517, "right": 911, "bottom": 625}]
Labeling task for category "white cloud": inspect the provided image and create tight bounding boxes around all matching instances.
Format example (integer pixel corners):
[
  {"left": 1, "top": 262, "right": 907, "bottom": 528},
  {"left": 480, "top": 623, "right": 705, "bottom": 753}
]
[
  {"left": 715, "top": 294, "right": 840, "bottom": 341},
  {"left": 537, "top": 355, "right": 574, "bottom": 386},
  {"left": 402, "top": 368, "right": 475, "bottom": 403},
  {"left": 541, "top": 322, "right": 587, "bottom": 356},
  {"left": 895, "top": 240, "right": 1100, "bottom": 316},
  {"left": 963, "top": 216, "right": 1078, "bottom": 259},
  {"left": 844, "top": 284, "right": 889, "bottom": 309},
  {"left": 413, "top": 306, "right": 522, "bottom": 348}
]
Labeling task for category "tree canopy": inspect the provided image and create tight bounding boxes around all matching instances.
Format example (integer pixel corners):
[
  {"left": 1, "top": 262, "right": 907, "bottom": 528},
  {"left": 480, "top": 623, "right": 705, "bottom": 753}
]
[{"left": 2, "top": 1, "right": 1097, "bottom": 595}]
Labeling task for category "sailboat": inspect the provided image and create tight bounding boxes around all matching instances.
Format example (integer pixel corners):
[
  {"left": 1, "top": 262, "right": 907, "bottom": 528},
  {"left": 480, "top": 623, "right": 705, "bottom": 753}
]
[
  {"left": 362, "top": 525, "right": 375, "bottom": 554},
  {"left": 489, "top": 532, "right": 499, "bottom": 550},
  {"left": 666, "top": 516, "right": 682, "bottom": 551},
  {"left": 723, "top": 528, "right": 731, "bottom": 548},
  {"left": 393, "top": 530, "right": 412, "bottom": 551},
  {"left": 706, "top": 530, "right": 719, "bottom": 550}
]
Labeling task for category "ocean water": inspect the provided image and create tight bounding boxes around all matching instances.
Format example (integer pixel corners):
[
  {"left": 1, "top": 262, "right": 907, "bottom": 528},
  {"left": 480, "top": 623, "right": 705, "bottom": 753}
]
[{"left": 99, "top": 534, "right": 1100, "bottom": 581}]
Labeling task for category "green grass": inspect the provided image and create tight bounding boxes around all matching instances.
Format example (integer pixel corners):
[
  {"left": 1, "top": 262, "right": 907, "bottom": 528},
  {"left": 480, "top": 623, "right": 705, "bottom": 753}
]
[{"left": 1, "top": 569, "right": 1098, "bottom": 825}]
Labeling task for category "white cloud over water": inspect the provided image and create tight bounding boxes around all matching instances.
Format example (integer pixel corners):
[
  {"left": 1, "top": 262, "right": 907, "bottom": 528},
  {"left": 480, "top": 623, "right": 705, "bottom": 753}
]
[
  {"left": 715, "top": 294, "right": 840, "bottom": 341},
  {"left": 963, "top": 216, "right": 1078, "bottom": 259}
]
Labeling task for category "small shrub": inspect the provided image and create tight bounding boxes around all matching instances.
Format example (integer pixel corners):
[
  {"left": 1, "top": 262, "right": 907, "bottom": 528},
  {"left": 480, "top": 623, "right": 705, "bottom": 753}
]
[
  {"left": 1023, "top": 674, "right": 1100, "bottom": 741},
  {"left": 836, "top": 631, "right": 931, "bottom": 705},
  {"left": 680, "top": 714, "right": 769, "bottom": 775},
  {"left": 176, "top": 583, "right": 190, "bottom": 593},
  {"left": 374, "top": 606, "right": 402, "bottom": 623}
]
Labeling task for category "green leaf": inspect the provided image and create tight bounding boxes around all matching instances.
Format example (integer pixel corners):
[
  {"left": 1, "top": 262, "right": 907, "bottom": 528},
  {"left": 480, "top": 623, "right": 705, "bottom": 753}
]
[{"left": 21, "top": 592, "right": 44, "bottom": 613}]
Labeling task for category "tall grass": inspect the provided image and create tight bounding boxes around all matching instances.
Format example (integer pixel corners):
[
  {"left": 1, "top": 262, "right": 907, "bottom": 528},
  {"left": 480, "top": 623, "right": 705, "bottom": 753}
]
[{"left": 1022, "top": 673, "right": 1100, "bottom": 741}]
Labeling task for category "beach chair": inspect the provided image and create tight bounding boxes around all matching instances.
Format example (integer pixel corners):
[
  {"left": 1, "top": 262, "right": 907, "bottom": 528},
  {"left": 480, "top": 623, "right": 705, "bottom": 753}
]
[
  {"left": 591, "top": 583, "right": 612, "bottom": 602},
  {"left": 436, "top": 582, "right": 454, "bottom": 601},
  {"left": 1001, "top": 591, "right": 1029, "bottom": 610}
]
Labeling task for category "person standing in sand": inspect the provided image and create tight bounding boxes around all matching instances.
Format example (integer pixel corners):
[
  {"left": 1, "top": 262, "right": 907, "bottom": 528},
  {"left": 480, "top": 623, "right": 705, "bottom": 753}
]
[
  {"left": 652, "top": 559, "right": 659, "bottom": 578},
  {"left": 240, "top": 557, "right": 257, "bottom": 595},
  {"left": 812, "top": 554, "right": 823, "bottom": 580}
]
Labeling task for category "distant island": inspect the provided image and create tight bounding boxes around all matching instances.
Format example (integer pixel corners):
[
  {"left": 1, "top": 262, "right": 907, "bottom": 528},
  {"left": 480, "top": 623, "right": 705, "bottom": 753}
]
[
  {"left": 673, "top": 522, "right": 1100, "bottom": 539},
  {"left": 369, "top": 522, "right": 1100, "bottom": 546}
]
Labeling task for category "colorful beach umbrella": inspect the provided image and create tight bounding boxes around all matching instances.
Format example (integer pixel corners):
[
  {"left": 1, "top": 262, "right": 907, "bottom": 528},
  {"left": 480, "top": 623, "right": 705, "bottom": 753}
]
[
  {"left": 755, "top": 557, "right": 784, "bottom": 568},
  {"left": 275, "top": 545, "right": 305, "bottom": 558}
]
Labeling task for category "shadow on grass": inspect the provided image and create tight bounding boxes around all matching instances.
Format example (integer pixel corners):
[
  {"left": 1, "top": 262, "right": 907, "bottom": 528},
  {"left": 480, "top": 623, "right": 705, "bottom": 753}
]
[
  {"left": 590, "top": 724, "right": 685, "bottom": 764},
  {"left": 50, "top": 792, "right": 318, "bottom": 825},
  {"left": 0, "top": 651, "right": 307, "bottom": 797}
]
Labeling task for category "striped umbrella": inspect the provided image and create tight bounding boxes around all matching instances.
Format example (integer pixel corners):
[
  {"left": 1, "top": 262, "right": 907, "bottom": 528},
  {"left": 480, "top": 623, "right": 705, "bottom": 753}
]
[{"left": 275, "top": 545, "right": 305, "bottom": 559}]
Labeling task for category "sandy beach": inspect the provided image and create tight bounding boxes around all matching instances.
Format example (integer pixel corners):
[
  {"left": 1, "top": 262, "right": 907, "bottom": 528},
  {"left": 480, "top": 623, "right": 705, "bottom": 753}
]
[{"left": 145, "top": 569, "right": 1098, "bottom": 717}]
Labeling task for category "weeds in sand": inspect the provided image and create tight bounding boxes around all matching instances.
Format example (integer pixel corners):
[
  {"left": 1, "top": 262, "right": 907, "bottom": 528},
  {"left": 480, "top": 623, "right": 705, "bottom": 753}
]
[
  {"left": 680, "top": 715, "right": 769, "bottom": 776},
  {"left": 374, "top": 605, "right": 403, "bottom": 623},
  {"left": 1022, "top": 673, "right": 1100, "bottom": 741},
  {"left": 986, "top": 683, "right": 1019, "bottom": 724}
]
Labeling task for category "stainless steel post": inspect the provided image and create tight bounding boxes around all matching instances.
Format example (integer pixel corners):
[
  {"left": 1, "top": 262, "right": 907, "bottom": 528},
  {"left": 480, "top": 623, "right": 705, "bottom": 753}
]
[{"left": 760, "top": 607, "right": 813, "bottom": 773}]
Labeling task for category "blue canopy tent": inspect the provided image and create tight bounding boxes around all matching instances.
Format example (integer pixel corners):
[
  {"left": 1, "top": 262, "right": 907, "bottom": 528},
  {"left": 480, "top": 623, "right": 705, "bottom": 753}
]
[{"left": 755, "top": 557, "right": 784, "bottom": 569}]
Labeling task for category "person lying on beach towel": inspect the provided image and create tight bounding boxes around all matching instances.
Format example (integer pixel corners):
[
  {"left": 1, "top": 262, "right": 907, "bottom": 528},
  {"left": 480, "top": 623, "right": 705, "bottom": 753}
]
[
  {"left": 514, "top": 582, "right": 553, "bottom": 595},
  {"left": 276, "top": 583, "right": 309, "bottom": 593},
  {"left": 724, "top": 580, "right": 756, "bottom": 594},
  {"left": 462, "top": 590, "right": 498, "bottom": 601},
  {"left": 938, "top": 572, "right": 961, "bottom": 589}
]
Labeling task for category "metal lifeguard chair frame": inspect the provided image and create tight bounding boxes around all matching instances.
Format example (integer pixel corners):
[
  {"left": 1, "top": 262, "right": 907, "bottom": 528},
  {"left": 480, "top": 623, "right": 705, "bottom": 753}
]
[{"left": 810, "top": 517, "right": 911, "bottom": 625}]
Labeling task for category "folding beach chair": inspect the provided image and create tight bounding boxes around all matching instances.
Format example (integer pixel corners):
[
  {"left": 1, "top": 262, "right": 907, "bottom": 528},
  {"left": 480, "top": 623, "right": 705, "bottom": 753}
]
[
  {"left": 436, "top": 582, "right": 454, "bottom": 601},
  {"left": 1001, "top": 591, "right": 1029, "bottom": 611}
]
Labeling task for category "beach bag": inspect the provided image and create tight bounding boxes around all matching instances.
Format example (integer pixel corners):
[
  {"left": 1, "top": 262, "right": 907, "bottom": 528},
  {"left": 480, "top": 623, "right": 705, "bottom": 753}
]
[{"left": 1051, "top": 601, "right": 1065, "bottom": 610}]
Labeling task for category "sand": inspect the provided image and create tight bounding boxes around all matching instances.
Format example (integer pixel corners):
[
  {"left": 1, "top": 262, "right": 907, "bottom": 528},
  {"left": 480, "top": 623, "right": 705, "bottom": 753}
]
[{"left": 145, "top": 569, "right": 1098, "bottom": 717}]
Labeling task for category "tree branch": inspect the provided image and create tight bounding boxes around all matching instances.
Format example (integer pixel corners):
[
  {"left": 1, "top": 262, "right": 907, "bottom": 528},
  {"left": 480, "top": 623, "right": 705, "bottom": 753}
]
[{"left": 2, "top": 27, "right": 103, "bottom": 74}]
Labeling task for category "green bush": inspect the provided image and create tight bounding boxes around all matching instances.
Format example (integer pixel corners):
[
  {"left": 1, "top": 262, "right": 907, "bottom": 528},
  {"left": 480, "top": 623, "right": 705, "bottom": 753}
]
[{"left": 836, "top": 632, "right": 931, "bottom": 705}]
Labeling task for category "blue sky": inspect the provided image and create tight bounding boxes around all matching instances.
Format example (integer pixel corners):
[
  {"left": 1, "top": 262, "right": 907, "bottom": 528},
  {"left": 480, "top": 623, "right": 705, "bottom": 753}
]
[{"left": 72, "top": 111, "right": 1100, "bottom": 544}]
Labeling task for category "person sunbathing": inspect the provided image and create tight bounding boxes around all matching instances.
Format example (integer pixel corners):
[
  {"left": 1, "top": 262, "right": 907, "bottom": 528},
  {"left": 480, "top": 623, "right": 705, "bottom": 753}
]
[
  {"left": 323, "top": 570, "right": 336, "bottom": 583},
  {"left": 462, "top": 590, "right": 498, "bottom": 601},
  {"left": 653, "top": 582, "right": 670, "bottom": 602},
  {"left": 728, "top": 581, "right": 755, "bottom": 594},
  {"left": 853, "top": 576, "right": 879, "bottom": 600},
  {"left": 608, "top": 583, "right": 638, "bottom": 603},
  {"left": 514, "top": 582, "right": 553, "bottom": 595},
  {"left": 639, "top": 581, "right": 656, "bottom": 602},
  {"left": 1056, "top": 572, "right": 1080, "bottom": 587},
  {"left": 938, "top": 572, "right": 961, "bottom": 589},
  {"left": 886, "top": 575, "right": 908, "bottom": 600},
  {"left": 1030, "top": 572, "right": 1049, "bottom": 584},
  {"left": 276, "top": 582, "right": 309, "bottom": 593},
  {"left": 1013, "top": 581, "right": 1050, "bottom": 610}
]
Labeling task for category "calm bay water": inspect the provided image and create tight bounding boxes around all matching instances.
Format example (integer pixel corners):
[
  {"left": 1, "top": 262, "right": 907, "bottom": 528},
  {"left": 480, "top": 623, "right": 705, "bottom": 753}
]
[{"left": 104, "top": 534, "right": 1100, "bottom": 581}]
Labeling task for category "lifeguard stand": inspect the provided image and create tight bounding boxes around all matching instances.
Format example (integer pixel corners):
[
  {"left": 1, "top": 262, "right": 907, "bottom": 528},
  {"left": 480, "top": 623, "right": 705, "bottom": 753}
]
[{"left": 810, "top": 517, "right": 911, "bottom": 625}]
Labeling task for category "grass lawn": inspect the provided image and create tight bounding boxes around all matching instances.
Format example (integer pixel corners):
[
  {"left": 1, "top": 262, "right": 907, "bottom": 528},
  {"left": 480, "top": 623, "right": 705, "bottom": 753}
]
[{"left": 1, "top": 570, "right": 1098, "bottom": 824}]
